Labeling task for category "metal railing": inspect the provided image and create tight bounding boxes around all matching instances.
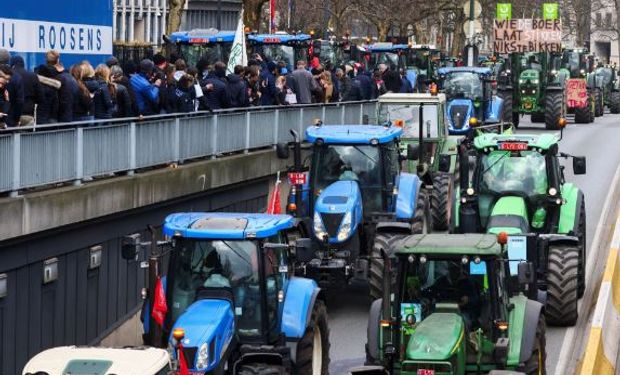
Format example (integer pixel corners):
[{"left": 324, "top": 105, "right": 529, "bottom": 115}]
[{"left": 0, "top": 101, "right": 378, "bottom": 196}]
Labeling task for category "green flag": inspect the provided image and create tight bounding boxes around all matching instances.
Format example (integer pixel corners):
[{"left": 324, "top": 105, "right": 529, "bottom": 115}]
[
  {"left": 496, "top": 3, "right": 512, "bottom": 20},
  {"left": 543, "top": 3, "right": 559, "bottom": 20}
]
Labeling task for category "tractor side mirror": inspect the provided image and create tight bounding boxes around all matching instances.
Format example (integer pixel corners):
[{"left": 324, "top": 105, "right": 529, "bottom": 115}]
[
  {"left": 294, "top": 238, "right": 315, "bottom": 263},
  {"left": 573, "top": 156, "right": 586, "bottom": 175},
  {"left": 517, "top": 262, "right": 535, "bottom": 285},
  {"left": 121, "top": 233, "right": 142, "bottom": 261},
  {"left": 406, "top": 144, "right": 420, "bottom": 160},
  {"left": 276, "top": 143, "right": 290, "bottom": 159}
]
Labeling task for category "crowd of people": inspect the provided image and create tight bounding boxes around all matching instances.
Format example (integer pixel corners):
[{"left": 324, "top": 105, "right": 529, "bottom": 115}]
[{"left": 0, "top": 48, "right": 413, "bottom": 128}]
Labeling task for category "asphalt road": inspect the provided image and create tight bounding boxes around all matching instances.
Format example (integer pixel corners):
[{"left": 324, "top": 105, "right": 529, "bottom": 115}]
[{"left": 327, "top": 113, "right": 620, "bottom": 374}]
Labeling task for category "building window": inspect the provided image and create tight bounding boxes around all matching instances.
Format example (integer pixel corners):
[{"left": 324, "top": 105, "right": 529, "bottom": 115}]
[
  {"left": 605, "top": 13, "right": 612, "bottom": 29},
  {"left": 596, "top": 13, "right": 602, "bottom": 27}
]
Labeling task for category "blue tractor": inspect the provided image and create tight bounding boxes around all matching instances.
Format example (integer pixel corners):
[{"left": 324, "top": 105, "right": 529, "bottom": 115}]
[
  {"left": 437, "top": 67, "right": 504, "bottom": 135},
  {"left": 360, "top": 43, "right": 418, "bottom": 90},
  {"left": 247, "top": 33, "right": 312, "bottom": 71},
  {"left": 164, "top": 28, "right": 236, "bottom": 68},
  {"left": 122, "top": 213, "right": 329, "bottom": 374},
  {"left": 276, "top": 124, "right": 431, "bottom": 299}
]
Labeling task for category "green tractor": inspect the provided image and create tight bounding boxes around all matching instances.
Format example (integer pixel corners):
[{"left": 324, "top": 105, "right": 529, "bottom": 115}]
[
  {"left": 377, "top": 92, "right": 463, "bottom": 231},
  {"left": 498, "top": 52, "right": 566, "bottom": 129},
  {"left": 352, "top": 233, "right": 546, "bottom": 375},
  {"left": 455, "top": 129, "right": 587, "bottom": 326},
  {"left": 559, "top": 48, "right": 599, "bottom": 122},
  {"left": 594, "top": 64, "right": 620, "bottom": 114}
]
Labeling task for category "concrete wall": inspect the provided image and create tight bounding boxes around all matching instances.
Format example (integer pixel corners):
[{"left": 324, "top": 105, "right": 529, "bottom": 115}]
[{"left": 0, "top": 149, "right": 289, "bottom": 242}]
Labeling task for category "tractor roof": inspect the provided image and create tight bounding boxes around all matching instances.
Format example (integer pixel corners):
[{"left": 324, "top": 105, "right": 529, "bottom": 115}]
[
  {"left": 394, "top": 234, "right": 502, "bottom": 257},
  {"left": 437, "top": 67, "right": 493, "bottom": 76},
  {"left": 248, "top": 33, "right": 311, "bottom": 44},
  {"left": 378, "top": 93, "right": 447, "bottom": 104},
  {"left": 305, "top": 124, "right": 402, "bottom": 144},
  {"left": 474, "top": 132, "right": 559, "bottom": 150},
  {"left": 169, "top": 29, "right": 235, "bottom": 43},
  {"left": 163, "top": 213, "right": 294, "bottom": 240},
  {"left": 365, "top": 43, "right": 409, "bottom": 52}
]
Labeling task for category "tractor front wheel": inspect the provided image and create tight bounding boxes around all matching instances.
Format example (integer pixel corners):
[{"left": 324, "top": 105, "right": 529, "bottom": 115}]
[
  {"left": 521, "top": 315, "right": 547, "bottom": 375},
  {"left": 497, "top": 90, "right": 513, "bottom": 124},
  {"left": 609, "top": 92, "right": 620, "bottom": 114},
  {"left": 238, "top": 364, "right": 285, "bottom": 375},
  {"left": 431, "top": 173, "right": 454, "bottom": 231},
  {"left": 546, "top": 244, "right": 579, "bottom": 326},
  {"left": 594, "top": 88, "right": 604, "bottom": 117},
  {"left": 295, "top": 300, "right": 330, "bottom": 375},
  {"left": 545, "top": 91, "right": 565, "bottom": 130}
]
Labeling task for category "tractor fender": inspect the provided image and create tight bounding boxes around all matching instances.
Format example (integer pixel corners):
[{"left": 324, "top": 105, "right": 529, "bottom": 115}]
[
  {"left": 395, "top": 173, "right": 422, "bottom": 220},
  {"left": 485, "top": 96, "right": 503, "bottom": 123},
  {"left": 439, "top": 136, "right": 462, "bottom": 174},
  {"left": 543, "top": 233, "right": 580, "bottom": 246},
  {"left": 366, "top": 299, "right": 383, "bottom": 364},
  {"left": 282, "top": 277, "right": 320, "bottom": 339},
  {"left": 376, "top": 221, "right": 413, "bottom": 235},
  {"left": 558, "top": 184, "right": 584, "bottom": 235},
  {"left": 546, "top": 85, "right": 564, "bottom": 92},
  {"left": 519, "top": 299, "right": 544, "bottom": 363}
]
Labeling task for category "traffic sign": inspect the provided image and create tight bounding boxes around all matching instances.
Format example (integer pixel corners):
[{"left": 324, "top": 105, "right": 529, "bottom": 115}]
[{"left": 463, "top": 20, "right": 482, "bottom": 35}]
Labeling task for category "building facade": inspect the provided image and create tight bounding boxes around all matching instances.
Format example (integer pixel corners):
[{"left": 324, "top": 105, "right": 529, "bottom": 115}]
[{"left": 590, "top": 0, "right": 619, "bottom": 64}]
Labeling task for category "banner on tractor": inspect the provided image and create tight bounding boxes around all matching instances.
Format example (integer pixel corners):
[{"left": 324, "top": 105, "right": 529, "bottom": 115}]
[
  {"left": 566, "top": 78, "right": 588, "bottom": 108},
  {"left": 493, "top": 19, "right": 562, "bottom": 54}
]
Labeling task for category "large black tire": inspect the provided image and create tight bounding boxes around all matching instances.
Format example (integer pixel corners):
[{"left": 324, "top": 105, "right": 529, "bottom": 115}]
[
  {"left": 497, "top": 90, "right": 513, "bottom": 124},
  {"left": 521, "top": 315, "right": 547, "bottom": 375},
  {"left": 544, "top": 90, "right": 565, "bottom": 130},
  {"left": 609, "top": 91, "right": 620, "bottom": 114},
  {"left": 594, "top": 88, "right": 604, "bottom": 117},
  {"left": 369, "top": 233, "right": 405, "bottom": 300},
  {"left": 546, "top": 244, "right": 579, "bottom": 326},
  {"left": 530, "top": 112, "right": 545, "bottom": 123},
  {"left": 412, "top": 189, "right": 432, "bottom": 234},
  {"left": 431, "top": 173, "right": 454, "bottom": 231},
  {"left": 574, "top": 97, "right": 593, "bottom": 124},
  {"left": 512, "top": 111, "right": 520, "bottom": 128},
  {"left": 577, "top": 199, "right": 586, "bottom": 298},
  {"left": 294, "top": 300, "right": 330, "bottom": 375},
  {"left": 238, "top": 364, "right": 286, "bottom": 375}
]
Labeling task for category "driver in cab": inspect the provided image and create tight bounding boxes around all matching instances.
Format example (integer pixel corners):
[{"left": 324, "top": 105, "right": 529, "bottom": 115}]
[{"left": 202, "top": 251, "right": 231, "bottom": 288}]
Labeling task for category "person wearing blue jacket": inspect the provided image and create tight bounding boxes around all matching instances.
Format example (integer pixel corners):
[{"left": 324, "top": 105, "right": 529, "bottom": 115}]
[
  {"left": 201, "top": 62, "right": 229, "bottom": 110},
  {"left": 129, "top": 59, "right": 161, "bottom": 116},
  {"left": 259, "top": 61, "right": 278, "bottom": 106}
]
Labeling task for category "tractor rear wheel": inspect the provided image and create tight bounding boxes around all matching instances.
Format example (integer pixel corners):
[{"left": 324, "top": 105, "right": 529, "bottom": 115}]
[
  {"left": 594, "top": 88, "right": 604, "bottom": 117},
  {"left": 574, "top": 100, "right": 593, "bottom": 123},
  {"left": 544, "top": 91, "right": 565, "bottom": 130},
  {"left": 295, "top": 300, "right": 330, "bottom": 375},
  {"left": 546, "top": 244, "right": 579, "bottom": 326},
  {"left": 369, "top": 233, "right": 406, "bottom": 300},
  {"left": 521, "top": 315, "right": 547, "bottom": 375},
  {"left": 431, "top": 173, "right": 454, "bottom": 231},
  {"left": 609, "top": 92, "right": 620, "bottom": 114},
  {"left": 497, "top": 90, "right": 513, "bottom": 124},
  {"left": 577, "top": 199, "right": 587, "bottom": 298},
  {"left": 412, "top": 189, "right": 431, "bottom": 234}
]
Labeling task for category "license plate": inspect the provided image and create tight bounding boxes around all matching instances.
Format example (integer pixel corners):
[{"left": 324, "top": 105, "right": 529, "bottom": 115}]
[
  {"left": 417, "top": 370, "right": 435, "bottom": 375},
  {"left": 288, "top": 172, "right": 307, "bottom": 185},
  {"left": 499, "top": 142, "right": 528, "bottom": 151}
]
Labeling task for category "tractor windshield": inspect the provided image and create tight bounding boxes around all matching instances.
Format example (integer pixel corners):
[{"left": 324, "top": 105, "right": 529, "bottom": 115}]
[
  {"left": 253, "top": 44, "right": 307, "bottom": 69},
  {"left": 169, "top": 239, "right": 280, "bottom": 338},
  {"left": 377, "top": 103, "right": 440, "bottom": 139},
  {"left": 312, "top": 144, "right": 383, "bottom": 212},
  {"left": 478, "top": 151, "right": 548, "bottom": 196},
  {"left": 179, "top": 44, "right": 231, "bottom": 68},
  {"left": 401, "top": 258, "right": 488, "bottom": 328},
  {"left": 365, "top": 52, "right": 404, "bottom": 71},
  {"left": 443, "top": 72, "right": 483, "bottom": 100}
]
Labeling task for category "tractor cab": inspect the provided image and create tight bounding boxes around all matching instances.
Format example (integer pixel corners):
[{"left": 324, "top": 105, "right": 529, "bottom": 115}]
[
  {"left": 247, "top": 33, "right": 312, "bottom": 70},
  {"left": 165, "top": 28, "right": 235, "bottom": 68},
  {"left": 407, "top": 44, "right": 441, "bottom": 90},
  {"left": 311, "top": 38, "right": 350, "bottom": 67},
  {"left": 437, "top": 67, "right": 503, "bottom": 135},
  {"left": 127, "top": 213, "right": 328, "bottom": 374},
  {"left": 361, "top": 43, "right": 418, "bottom": 88},
  {"left": 357, "top": 233, "right": 545, "bottom": 375}
]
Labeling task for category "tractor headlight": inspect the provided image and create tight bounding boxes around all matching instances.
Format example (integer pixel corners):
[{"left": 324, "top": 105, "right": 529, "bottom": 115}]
[
  {"left": 519, "top": 79, "right": 525, "bottom": 84},
  {"left": 532, "top": 79, "right": 539, "bottom": 84},
  {"left": 337, "top": 212, "right": 352, "bottom": 241},
  {"left": 466, "top": 188, "right": 475, "bottom": 196},
  {"left": 548, "top": 187, "right": 558, "bottom": 196},
  {"left": 551, "top": 69, "right": 558, "bottom": 75},
  {"left": 196, "top": 342, "right": 209, "bottom": 370},
  {"left": 313, "top": 211, "right": 327, "bottom": 238}
]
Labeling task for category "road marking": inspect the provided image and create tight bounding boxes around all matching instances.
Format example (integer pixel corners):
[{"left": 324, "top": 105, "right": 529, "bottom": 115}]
[{"left": 553, "top": 163, "right": 620, "bottom": 375}]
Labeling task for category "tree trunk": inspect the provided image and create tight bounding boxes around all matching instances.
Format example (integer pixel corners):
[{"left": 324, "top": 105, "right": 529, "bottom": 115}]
[
  {"left": 244, "top": 0, "right": 268, "bottom": 31},
  {"left": 167, "top": 0, "right": 187, "bottom": 35},
  {"left": 451, "top": 10, "right": 466, "bottom": 57},
  {"left": 377, "top": 22, "right": 390, "bottom": 41}
]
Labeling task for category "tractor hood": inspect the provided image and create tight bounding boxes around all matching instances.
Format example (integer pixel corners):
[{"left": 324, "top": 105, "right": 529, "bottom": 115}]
[
  {"left": 170, "top": 299, "right": 235, "bottom": 371},
  {"left": 447, "top": 98, "right": 474, "bottom": 134},
  {"left": 486, "top": 196, "right": 529, "bottom": 235},
  {"left": 313, "top": 180, "right": 363, "bottom": 243},
  {"left": 406, "top": 312, "right": 464, "bottom": 361}
]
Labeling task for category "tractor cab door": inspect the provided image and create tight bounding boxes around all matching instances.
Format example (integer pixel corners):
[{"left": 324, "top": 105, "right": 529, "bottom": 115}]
[{"left": 261, "top": 238, "right": 291, "bottom": 341}]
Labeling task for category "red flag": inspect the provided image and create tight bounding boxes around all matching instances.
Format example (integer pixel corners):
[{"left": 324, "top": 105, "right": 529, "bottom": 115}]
[
  {"left": 269, "top": 0, "right": 276, "bottom": 33},
  {"left": 177, "top": 342, "right": 190, "bottom": 375},
  {"left": 151, "top": 276, "right": 168, "bottom": 326},
  {"left": 266, "top": 178, "right": 282, "bottom": 214}
]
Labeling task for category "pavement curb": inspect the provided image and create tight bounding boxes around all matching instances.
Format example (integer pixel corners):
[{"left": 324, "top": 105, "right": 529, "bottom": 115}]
[{"left": 577, "top": 186, "right": 620, "bottom": 374}]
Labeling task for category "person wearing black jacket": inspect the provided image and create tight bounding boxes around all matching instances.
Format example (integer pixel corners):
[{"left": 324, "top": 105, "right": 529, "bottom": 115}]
[
  {"left": 226, "top": 65, "right": 248, "bottom": 108},
  {"left": 0, "top": 49, "right": 23, "bottom": 127},
  {"left": 172, "top": 74, "right": 197, "bottom": 113},
  {"left": 9, "top": 55, "right": 41, "bottom": 126},
  {"left": 152, "top": 53, "right": 171, "bottom": 114},
  {"left": 93, "top": 64, "right": 115, "bottom": 119},
  {"left": 45, "top": 50, "right": 77, "bottom": 123},
  {"left": 35, "top": 64, "right": 60, "bottom": 124},
  {"left": 110, "top": 65, "right": 134, "bottom": 118},
  {"left": 201, "top": 62, "right": 229, "bottom": 110}
]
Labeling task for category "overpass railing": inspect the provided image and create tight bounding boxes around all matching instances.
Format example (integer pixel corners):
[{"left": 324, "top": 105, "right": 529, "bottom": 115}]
[{"left": 0, "top": 101, "right": 378, "bottom": 196}]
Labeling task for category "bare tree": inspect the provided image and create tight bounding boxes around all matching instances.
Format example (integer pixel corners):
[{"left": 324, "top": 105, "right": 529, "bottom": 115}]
[{"left": 167, "top": 0, "right": 187, "bottom": 35}]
